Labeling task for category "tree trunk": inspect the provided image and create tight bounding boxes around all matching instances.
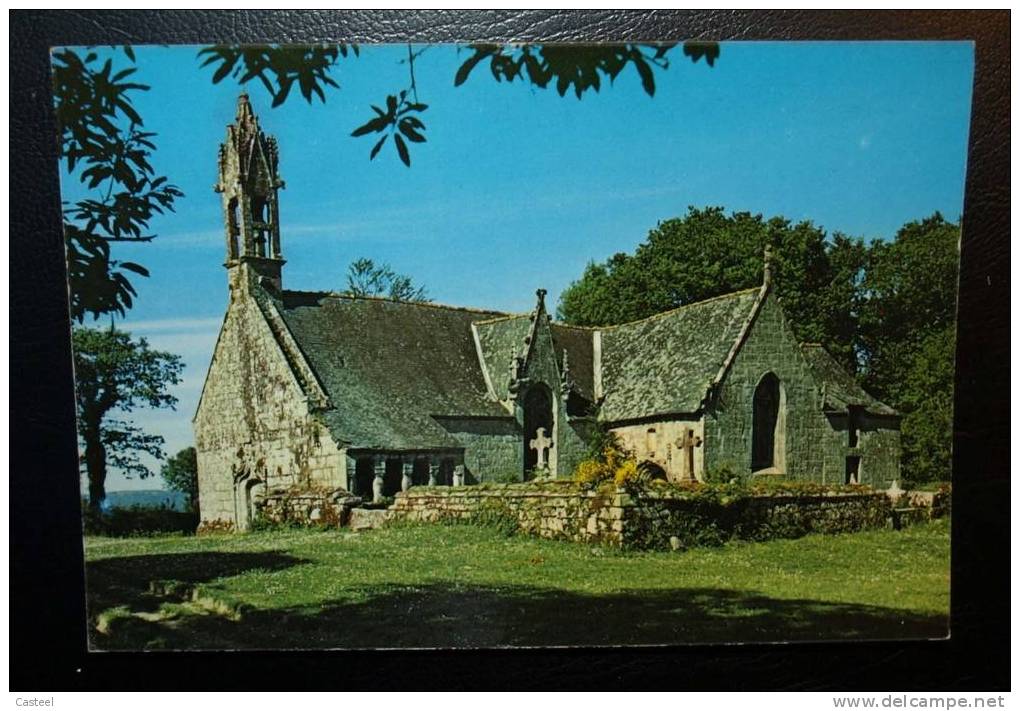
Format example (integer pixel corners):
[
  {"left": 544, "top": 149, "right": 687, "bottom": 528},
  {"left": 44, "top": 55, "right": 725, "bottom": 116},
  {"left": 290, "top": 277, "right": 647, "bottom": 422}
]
[{"left": 84, "top": 434, "right": 107, "bottom": 514}]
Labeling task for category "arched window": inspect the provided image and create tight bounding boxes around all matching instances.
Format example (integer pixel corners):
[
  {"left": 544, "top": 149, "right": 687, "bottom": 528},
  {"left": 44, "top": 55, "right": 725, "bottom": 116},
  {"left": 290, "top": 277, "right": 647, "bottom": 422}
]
[
  {"left": 522, "top": 384, "right": 554, "bottom": 476},
  {"left": 751, "top": 372, "right": 786, "bottom": 473}
]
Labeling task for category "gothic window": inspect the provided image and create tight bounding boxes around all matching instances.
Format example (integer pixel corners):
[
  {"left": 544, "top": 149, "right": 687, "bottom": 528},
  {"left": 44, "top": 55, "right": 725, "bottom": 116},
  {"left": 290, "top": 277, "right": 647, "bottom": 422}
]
[
  {"left": 522, "top": 384, "right": 554, "bottom": 476},
  {"left": 751, "top": 372, "right": 785, "bottom": 472}
]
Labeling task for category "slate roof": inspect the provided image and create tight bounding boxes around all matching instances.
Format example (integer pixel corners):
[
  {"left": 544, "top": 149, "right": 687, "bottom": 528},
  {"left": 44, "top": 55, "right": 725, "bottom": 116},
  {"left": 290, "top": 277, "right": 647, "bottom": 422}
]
[
  {"left": 599, "top": 288, "right": 761, "bottom": 422},
  {"left": 473, "top": 315, "right": 532, "bottom": 402},
  {"left": 799, "top": 344, "right": 898, "bottom": 416},
  {"left": 550, "top": 324, "right": 596, "bottom": 403},
  {"left": 275, "top": 291, "right": 511, "bottom": 449},
  {"left": 268, "top": 284, "right": 889, "bottom": 450}
]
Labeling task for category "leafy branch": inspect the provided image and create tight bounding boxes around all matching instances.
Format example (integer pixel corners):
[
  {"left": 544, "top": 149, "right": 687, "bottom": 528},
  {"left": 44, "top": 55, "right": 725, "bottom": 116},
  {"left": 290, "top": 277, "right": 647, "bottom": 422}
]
[
  {"left": 52, "top": 47, "right": 183, "bottom": 323},
  {"left": 197, "top": 44, "right": 359, "bottom": 106},
  {"left": 452, "top": 42, "right": 711, "bottom": 98},
  {"left": 350, "top": 44, "right": 429, "bottom": 167}
]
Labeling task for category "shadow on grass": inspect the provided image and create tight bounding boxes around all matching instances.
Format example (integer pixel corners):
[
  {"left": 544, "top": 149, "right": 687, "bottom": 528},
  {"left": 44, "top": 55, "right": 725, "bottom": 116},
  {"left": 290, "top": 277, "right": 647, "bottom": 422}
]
[
  {"left": 87, "top": 552, "right": 948, "bottom": 649},
  {"left": 86, "top": 551, "right": 307, "bottom": 620}
]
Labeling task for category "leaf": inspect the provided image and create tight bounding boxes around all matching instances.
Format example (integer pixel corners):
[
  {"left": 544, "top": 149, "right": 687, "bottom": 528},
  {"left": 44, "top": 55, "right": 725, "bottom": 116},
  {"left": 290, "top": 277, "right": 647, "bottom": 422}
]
[
  {"left": 682, "top": 41, "right": 720, "bottom": 67},
  {"left": 351, "top": 115, "right": 390, "bottom": 137},
  {"left": 119, "top": 262, "right": 150, "bottom": 276},
  {"left": 398, "top": 120, "right": 426, "bottom": 143},
  {"left": 123, "top": 46, "right": 135, "bottom": 62},
  {"left": 394, "top": 133, "right": 410, "bottom": 167},
  {"left": 369, "top": 134, "right": 387, "bottom": 160},
  {"left": 633, "top": 57, "right": 655, "bottom": 96},
  {"left": 454, "top": 50, "right": 488, "bottom": 87}
]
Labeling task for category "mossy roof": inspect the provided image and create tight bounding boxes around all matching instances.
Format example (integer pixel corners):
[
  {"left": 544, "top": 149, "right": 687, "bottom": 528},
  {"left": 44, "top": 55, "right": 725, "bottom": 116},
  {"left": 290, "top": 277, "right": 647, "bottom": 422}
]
[
  {"left": 271, "top": 285, "right": 861, "bottom": 447},
  {"left": 474, "top": 315, "right": 532, "bottom": 401},
  {"left": 276, "top": 291, "right": 511, "bottom": 449},
  {"left": 799, "top": 344, "right": 898, "bottom": 416},
  {"left": 550, "top": 324, "right": 595, "bottom": 403},
  {"left": 599, "top": 288, "right": 761, "bottom": 421}
]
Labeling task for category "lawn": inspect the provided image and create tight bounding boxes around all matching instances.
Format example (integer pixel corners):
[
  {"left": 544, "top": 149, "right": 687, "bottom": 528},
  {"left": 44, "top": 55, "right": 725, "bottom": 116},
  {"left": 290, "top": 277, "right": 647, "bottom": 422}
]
[{"left": 84, "top": 518, "right": 950, "bottom": 650}]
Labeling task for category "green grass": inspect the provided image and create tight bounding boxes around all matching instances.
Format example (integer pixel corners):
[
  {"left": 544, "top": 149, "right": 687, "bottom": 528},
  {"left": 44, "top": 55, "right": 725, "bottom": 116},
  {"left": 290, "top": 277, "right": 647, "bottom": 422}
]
[{"left": 84, "top": 518, "right": 950, "bottom": 650}]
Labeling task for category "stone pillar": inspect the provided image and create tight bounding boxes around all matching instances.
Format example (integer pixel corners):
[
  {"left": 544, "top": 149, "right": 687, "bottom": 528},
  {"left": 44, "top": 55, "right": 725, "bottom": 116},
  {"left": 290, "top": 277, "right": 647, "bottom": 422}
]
[
  {"left": 373, "top": 458, "right": 385, "bottom": 503},
  {"left": 428, "top": 459, "right": 439, "bottom": 487},
  {"left": 453, "top": 464, "right": 465, "bottom": 487},
  {"left": 401, "top": 459, "right": 414, "bottom": 492},
  {"left": 345, "top": 455, "right": 358, "bottom": 496}
]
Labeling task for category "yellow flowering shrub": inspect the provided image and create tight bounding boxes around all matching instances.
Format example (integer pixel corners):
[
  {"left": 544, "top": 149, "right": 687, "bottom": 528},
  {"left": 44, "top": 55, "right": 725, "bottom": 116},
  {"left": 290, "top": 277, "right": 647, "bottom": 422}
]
[{"left": 573, "top": 444, "right": 648, "bottom": 490}]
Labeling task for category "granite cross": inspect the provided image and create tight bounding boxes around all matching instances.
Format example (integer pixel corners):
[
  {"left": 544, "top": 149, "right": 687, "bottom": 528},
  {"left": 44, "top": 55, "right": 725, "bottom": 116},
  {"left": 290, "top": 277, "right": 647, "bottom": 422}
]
[
  {"left": 530, "top": 427, "right": 553, "bottom": 469},
  {"left": 677, "top": 427, "right": 702, "bottom": 481}
]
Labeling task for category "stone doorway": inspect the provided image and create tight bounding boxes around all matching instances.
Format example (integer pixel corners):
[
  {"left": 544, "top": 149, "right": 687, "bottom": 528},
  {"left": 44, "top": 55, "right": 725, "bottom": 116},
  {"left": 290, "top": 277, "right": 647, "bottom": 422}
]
[
  {"left": 751, "top": 372, "right": 785, "bottom": 473},
  {"left": 522, "top": 384, "right": 554, "bottom": 476},
  {"left": 234, "top": 475, "right": 262, "bottom": 532}
]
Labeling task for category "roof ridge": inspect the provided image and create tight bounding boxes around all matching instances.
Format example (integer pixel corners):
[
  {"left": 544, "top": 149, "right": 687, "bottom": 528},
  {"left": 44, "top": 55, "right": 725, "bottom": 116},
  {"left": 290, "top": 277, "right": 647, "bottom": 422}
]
[
  {"left": 281, "top": 289, "right": 510, "bottom": 317},
  {"left": 472, "top": 313, "right": 531, "bottom": 326},
  {"left": 598, "top": 286, "right": 761, "bottom": 331}
]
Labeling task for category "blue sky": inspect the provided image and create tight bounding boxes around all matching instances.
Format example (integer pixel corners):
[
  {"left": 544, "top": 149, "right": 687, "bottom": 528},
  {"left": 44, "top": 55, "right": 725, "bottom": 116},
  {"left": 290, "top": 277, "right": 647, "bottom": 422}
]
[{"left": 59, "top": 42, "right": 974, "bottom": 492}]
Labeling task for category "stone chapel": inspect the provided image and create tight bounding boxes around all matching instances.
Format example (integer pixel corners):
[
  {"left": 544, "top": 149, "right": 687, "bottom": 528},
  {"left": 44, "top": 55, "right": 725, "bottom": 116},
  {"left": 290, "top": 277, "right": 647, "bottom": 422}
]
[{"left": 194, "top": 95, "right": 902, "bottom": 530}]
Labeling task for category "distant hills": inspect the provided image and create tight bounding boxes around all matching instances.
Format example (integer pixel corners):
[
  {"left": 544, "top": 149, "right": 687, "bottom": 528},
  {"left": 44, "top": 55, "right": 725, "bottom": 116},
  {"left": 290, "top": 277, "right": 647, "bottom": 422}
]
[{"left": 86, "top": 489, "right": 190, "bottom": 512}]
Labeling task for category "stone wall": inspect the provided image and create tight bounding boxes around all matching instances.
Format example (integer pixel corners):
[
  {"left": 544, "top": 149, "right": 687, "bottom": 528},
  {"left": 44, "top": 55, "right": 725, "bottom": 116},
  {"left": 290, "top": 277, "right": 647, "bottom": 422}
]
[
  {"left": 437, "top": 417, "right": 524, "bottom": 483},
  {"left": 253, "top": 485, "right": 362, "bottom": 528},
  {"left": 390, "top": 482, "right": 627, "bottom": 545},
  {"left": 625, "top": 488, "right": 892, "bottom": 550},
  {"left": 611, "top": 418, "right": 706, "bottom": 482},
  {"left": 194, "top": 273, "right": 346, "bottom": 530},
  {"left": 389, "top": 482, "right": 892, "bottom": 550},
  {"left": 707, "top": 292, "right": 899, "bottom": 487}
]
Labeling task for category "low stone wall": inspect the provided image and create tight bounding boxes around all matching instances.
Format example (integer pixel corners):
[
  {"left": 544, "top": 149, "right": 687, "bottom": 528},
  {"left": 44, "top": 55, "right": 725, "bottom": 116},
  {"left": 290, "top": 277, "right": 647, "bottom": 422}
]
[
  {"left": 626, "top": 489, "right": 891, "bottom": 550},
  {"left": 389, "top": 483, "right": 893, "bottom": 550},
  {"left": 254, "top": 485, "right": 362, "bottom": 528},
  {"left": 390, "top": 482, "right": 627, "bottom": 545}
]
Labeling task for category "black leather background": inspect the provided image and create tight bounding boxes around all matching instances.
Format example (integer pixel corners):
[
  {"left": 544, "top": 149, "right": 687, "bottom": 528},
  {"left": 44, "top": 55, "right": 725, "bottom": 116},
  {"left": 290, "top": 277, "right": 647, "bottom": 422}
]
[{"left": 10, "top": 10, "right": 1010, "bottom": 691}]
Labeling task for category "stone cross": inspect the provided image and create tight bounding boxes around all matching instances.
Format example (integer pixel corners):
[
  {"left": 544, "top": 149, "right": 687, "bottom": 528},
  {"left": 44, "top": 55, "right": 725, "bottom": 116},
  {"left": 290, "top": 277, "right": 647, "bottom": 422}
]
[
  {"left": 677, "top": 427, "right": 702, "bottom": 481},
  {"left": 530, "top": 427, "right": 553, "bottom": 470}
]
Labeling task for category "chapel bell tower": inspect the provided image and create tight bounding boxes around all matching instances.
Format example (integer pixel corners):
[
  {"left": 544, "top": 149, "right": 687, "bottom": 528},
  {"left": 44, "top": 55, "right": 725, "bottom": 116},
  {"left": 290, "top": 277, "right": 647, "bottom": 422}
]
[{"left": 215, "top": 92, "right": 285, "bottom": 291}]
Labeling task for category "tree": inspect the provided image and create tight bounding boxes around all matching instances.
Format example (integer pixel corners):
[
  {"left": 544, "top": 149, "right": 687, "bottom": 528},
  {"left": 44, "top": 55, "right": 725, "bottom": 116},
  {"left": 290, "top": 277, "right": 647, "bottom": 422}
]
[
  {"left": 558, "top": 208, "right": 960, "bottom": 483},
  {"left": 53, "top": 48, "right": 183, "bottom": 323},
  {"left": 345, "top": 258, "right": 430, "bottom": 302},
  {"left": 161, "top": 446, "right": 199, "bottom": 514},
  {"left": 557, "top": 206, "right": 861, "bottom": 368},
  {"left": 858, "top": 213, "right": 960, "bottom": 483},
  {"left": 73, "top": 327, "right": 184, "bottom": 512}
]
